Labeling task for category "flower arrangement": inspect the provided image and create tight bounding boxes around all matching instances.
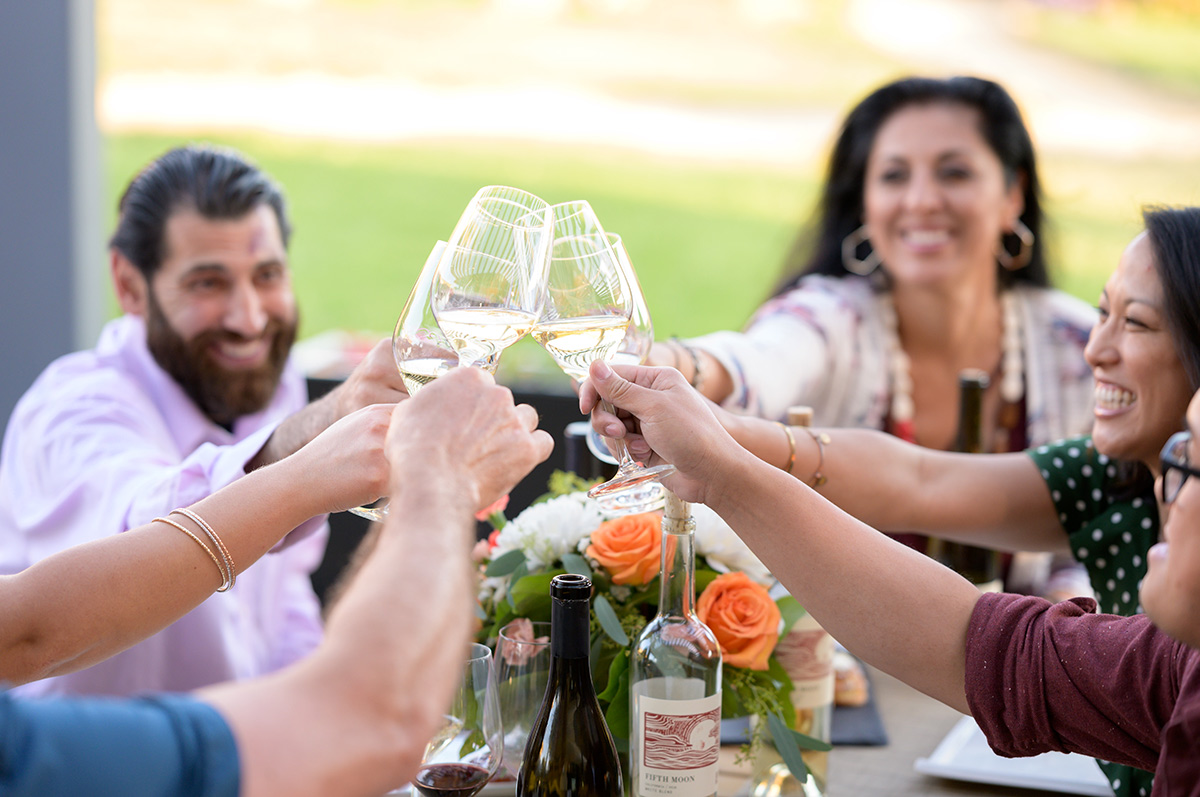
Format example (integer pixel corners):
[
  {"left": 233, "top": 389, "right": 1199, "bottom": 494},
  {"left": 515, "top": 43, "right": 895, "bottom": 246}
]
[{"left": 475, "top": 472, "right": 826, "bottom": 777}]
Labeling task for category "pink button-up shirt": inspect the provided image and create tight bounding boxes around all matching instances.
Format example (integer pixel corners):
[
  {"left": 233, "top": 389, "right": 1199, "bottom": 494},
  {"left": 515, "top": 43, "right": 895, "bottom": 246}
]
[{"left": 0, "top": 315, "right": 326, "bottom": 697}]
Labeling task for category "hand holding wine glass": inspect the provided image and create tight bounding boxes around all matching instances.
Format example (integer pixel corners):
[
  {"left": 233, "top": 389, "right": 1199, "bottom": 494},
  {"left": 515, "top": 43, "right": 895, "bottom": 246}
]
[
  {"left": 534, "top": 208, "right": 676, "bottom": 511},
  {"left": 411, "top": 643, "right": 503, "bottom": 797},
  {"left": 585, "top": 232, "right": 665, "bottom": 513}
]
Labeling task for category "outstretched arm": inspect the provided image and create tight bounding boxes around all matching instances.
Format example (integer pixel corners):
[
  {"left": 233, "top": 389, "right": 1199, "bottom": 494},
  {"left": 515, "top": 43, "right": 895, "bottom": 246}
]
[
  {"left": 200, "top": 367, "right": 554, "bottom": 797},
  {"left": 597, "top": 374, "right": 1067, "bottom": 556},
  {"left": 0, "top": 403, "right": 395, "bottom": 685},
  {"left": 247, "top": 338, "right": 409, "bottom": 470},
  {"left": 582, "top": 361, "right": 981, "bottom": 711}
]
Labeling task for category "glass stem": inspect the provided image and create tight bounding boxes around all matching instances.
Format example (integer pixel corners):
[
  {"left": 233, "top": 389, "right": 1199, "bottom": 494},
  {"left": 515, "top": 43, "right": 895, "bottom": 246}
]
[{"left": 598, "top": 399, "right": 639, "bottom": 471}]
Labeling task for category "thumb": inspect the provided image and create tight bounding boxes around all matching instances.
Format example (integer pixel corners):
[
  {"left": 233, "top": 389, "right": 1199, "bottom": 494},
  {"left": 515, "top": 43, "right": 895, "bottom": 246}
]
[{"left": 589, "top": 359, "right": 653, "bottom": 415}]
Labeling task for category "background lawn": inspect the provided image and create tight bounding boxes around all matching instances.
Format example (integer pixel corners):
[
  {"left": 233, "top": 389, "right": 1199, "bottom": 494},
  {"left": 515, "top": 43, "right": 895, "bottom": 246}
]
[{"left": 100, "top": 0, "right": 1200, "bottom": 392}]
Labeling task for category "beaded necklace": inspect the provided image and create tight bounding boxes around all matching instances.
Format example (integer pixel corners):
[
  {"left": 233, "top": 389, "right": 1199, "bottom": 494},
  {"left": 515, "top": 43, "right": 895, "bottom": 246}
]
[{"left": 878, "top": 290, "right": 1024, "bottom": 446}]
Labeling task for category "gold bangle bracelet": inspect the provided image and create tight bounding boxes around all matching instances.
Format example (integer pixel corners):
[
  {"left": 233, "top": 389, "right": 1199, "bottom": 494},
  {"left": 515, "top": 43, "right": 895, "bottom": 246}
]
[
  {"left": 774, "top": 422, "right": 796, "bottom": 474},
  {"left": 801, "top": 427, "right": 831, "bottom": 487},
  {"left": 154, "top": 516, "right": 228, "bottom": 590},
  {"left": 171, "top": 508, "right": 237, "bottom": 592}
]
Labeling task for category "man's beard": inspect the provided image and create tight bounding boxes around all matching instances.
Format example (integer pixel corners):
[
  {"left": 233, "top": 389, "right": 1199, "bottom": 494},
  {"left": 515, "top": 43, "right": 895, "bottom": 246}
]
[{"left": 145, "top": 294, "right": 297, "bottom": 428}]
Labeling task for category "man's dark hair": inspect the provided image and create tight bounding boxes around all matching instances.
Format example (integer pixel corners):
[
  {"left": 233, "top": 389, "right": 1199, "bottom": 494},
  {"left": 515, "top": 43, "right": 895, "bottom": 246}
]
[{"left": 109, "top": 144, "right": 292, "bottom": 279}]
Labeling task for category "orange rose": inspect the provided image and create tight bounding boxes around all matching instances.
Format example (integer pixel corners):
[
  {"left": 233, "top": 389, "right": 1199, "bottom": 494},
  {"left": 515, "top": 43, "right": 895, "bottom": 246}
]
[
  {"left": 585, "top": 512, "right": 662, "bottom": 585},
  {"left": 697, "top": 572, "right": 780, "bottom": 670}
]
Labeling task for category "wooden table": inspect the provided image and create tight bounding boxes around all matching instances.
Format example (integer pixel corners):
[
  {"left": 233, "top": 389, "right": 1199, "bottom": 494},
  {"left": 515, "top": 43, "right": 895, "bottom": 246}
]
[{"left": 716, "top": 666, "right": 1096, "bottom": 797}]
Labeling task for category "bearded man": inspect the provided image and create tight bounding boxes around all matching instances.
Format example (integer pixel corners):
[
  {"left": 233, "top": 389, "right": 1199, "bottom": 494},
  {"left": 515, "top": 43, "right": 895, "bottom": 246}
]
[{"left": 0, "top": 145, "right": 408, "bottom": 697}]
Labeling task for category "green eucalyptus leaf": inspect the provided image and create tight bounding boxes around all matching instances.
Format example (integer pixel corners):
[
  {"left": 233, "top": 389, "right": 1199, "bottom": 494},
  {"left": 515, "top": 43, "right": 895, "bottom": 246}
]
[
  {"left": 598, "top": 649, "right": 630, "bottom": 702},
  {"left": 593, "top": 595, "right": 629, "bottom": 646},
  {"left": 508, "top": 570, "right": 562, "bottom": 619},
  {"left": 767, "top": 712, "right": 810, "bottom": 781},
  {"left": 505, "top": 561, "right": 528, "bottom": 610},
  {"left": 776, "top": 595, "right": 806, "bottom": 637},
  {"left": 561, "top": 553, "right": 593, "bottom": 578},
  {"left": 603, "top": 667, "right": 631, "bottom": 741},
  {"left": 789, "top": 729, "right": 832, "bottom": 753},
  {"left": 695, "top": 569, "right": 720, "bottom": 595},
  {"left": 486, "top": 549, "right": 527, "bottom": 577}
]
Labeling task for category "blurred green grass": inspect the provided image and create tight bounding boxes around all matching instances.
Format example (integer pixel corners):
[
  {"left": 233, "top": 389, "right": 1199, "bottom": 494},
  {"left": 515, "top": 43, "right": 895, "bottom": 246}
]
[
  {"left": 1017, "top": 1, "right": 1200, "bottom": 96},
  {"left": 106, "top": 130, "right": 1200, "bottom": 391},
  {"left": 106, "top": 133, "right": 813, "bottom": 341}
]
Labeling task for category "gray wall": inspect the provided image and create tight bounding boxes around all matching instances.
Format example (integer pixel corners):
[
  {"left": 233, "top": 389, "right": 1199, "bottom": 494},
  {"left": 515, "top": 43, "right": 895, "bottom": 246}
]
[{"left": 0, "top": 0, "right": 103, "bottom": 429}]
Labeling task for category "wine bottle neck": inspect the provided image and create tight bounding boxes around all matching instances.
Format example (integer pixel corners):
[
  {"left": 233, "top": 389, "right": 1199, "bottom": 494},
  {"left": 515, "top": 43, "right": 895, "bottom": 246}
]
[
  {"left": 657, "top": 524, "right": 697, "bottom": 619},
  {"left": 551, "top": 595, "right": 591, "bottom": 659}
]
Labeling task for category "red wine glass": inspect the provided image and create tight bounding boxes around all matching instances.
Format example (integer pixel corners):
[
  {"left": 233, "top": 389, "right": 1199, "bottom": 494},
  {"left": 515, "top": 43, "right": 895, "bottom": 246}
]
[{"left": 412, "top": 643, "right": 503, "bottom": 797}]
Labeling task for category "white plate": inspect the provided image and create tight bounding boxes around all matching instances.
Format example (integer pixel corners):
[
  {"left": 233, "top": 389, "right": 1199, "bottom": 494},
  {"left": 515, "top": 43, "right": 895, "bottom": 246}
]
[{"left": 914, "top": 717, "right": 1114, "bottom": 796}]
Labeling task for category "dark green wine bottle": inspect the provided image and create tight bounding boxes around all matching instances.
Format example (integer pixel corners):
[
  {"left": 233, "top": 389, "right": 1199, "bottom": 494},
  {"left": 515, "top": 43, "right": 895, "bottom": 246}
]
[
  {"left": 517, "top": 574, "right": 623, "bottom": 797},
  {"left": 930, "top": 369, "right": 1004, "bottom": 591}
]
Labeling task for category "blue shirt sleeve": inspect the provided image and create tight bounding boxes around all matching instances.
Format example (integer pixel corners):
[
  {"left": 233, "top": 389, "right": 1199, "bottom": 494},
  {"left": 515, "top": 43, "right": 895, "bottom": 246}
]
[{"left": 0, "top": 691, "right": 239, "bottom": 797}]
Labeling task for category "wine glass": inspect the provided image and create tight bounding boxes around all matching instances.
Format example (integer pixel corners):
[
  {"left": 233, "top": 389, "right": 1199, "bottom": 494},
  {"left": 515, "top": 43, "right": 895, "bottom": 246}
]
[
  {"left": 410, "top": 643, "right": 504, "bottom": 797},
  {"left": 537, "top": 211, "right": 674, "bottom": 510},
  {"left": 494, "top": 620, "right": 551, "bottom": 781},
  {"left": 393, "top": 240, "right": 462, "bottom": 394},
  {"left": 348, "top": 241, "right": 458, "bottom": 521},
  {"left": 586, "top": 232, "right": 665, "bottom": 514},
  {"left": 532, "top": 232, "right": 632, "bottom": 385},
  {"left": 432, "top": 186, "right": 551, "bottom": 369}
]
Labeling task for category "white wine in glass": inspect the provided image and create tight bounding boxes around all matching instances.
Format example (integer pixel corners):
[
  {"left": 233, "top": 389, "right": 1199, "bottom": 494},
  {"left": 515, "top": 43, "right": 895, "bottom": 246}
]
[
  {"left": 532, "top": 233, "right": 630, "bottom": 380},
  {"left": 588, "top": 233, "right": 665, "bottom": 514},
  {"left": 348, "top": 241, "right": 455, "bottom": 522},
  {"left": 433, "top": 187, "right": 551, "bottom": 369}
]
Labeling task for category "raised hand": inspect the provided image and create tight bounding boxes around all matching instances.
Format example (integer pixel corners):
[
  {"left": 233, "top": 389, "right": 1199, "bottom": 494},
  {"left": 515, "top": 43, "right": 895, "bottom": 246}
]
[
  {"left": 289, "top": 403, "right": 395, "bottom": 516},
  {"left": 579, "top": 360, "right": 744, "bottom": 505},
  {"left": 333, "top": 338, "right": 411, "bottom": 419},
  {"left": 386, "top": 366, "right": 553, "bottom": 513}
]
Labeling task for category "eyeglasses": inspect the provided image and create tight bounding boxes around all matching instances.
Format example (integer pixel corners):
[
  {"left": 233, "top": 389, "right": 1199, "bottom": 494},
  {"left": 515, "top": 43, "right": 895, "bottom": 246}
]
[{"left": 1160, "top": 430, "right": 1200, "bottom": 504}]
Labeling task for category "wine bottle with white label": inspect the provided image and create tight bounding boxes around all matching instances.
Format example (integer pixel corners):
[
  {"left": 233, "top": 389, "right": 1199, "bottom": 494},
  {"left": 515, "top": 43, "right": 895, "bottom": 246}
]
[{"left": 629, "top": 493, "right": 722, "bottom": 797}]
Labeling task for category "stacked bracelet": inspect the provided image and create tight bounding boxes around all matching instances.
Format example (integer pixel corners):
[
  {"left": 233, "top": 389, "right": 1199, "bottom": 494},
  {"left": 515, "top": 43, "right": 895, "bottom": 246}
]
[
  {"left": 172, "top": 508, "right": 236, "bottom": 591},
  {"left": 155, "top": 508, "right": 237, "bottom": 592},
  {"left": 774, "top": 422, "right": 796, "bottom": 474},
  {"left": 670, "top": 337, "right": 705, "bottom": 391},
  {"left": 154, "top": 516, "right": 227, "bottom": 587},
  {"left": 801, "top": 427, "right": 831, "bottom": 487}
]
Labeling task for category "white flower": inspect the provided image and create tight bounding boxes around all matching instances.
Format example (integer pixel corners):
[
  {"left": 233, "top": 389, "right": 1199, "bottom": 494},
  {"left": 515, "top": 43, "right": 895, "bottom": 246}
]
[
  {"left": 490, "top": 493, "right": 605, "bottom": 571},
  {"left": 691, "top": 502, "right": 774, "bottom": 586}
]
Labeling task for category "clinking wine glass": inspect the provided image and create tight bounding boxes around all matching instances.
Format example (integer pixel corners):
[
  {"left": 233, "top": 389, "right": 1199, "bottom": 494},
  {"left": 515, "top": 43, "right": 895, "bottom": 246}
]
[
  {"left": 532, "top": 232, "right": 632, "bottom": 390},
  {"left": 432, "top": 186, "right": 551, "bottom": 369},
  {"left": 411, "top": 643, "right": 503, "bottom": 797},
  {"left": 539, "top": 205, "right": 676, "bottom": 509},
  {"left": 348, "top": 241, "right": 459, "bottom": 522},
  {"left": 585, "top": 232, "right": 665, "bottom": 514}
]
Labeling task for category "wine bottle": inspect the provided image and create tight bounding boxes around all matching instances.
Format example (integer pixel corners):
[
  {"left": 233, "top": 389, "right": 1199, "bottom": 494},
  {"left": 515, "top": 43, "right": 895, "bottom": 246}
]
[
  {"left": 929, "top": 369, "right": 1004, "bottom": 592},
  {"left": 517, "top": 574, "right": 623, "bottom": 797},
  {"left": 629, "top": 493, "right": 722, "bottom": 797}
]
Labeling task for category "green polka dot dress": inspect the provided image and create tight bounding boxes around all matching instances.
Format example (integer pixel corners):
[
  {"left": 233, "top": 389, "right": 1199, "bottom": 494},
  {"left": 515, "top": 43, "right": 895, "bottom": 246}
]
[{"left": 1028, "top": 435, "right": 1158, "bottom": 797}]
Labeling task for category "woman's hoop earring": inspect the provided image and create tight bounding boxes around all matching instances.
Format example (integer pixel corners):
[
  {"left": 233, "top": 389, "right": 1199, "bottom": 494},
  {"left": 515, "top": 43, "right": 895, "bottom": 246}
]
[
  {"left": 996, "top": 218, "right": 1034, "bottom": 271},
  {"left": 842, "top": 225, "right": 881, "bottom": 276}
]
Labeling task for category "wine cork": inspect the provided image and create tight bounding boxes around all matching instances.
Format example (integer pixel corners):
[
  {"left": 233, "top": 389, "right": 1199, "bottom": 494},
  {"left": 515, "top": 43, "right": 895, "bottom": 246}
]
[
  {"left": 787, "top": 405, "right": 814, "bottom": 427},
  {"left": 662, "top": 489, "right": 693, "bottom": 535}
]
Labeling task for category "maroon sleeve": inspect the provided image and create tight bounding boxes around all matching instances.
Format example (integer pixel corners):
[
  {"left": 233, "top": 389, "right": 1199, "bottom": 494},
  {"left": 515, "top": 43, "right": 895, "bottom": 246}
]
[{"left": 964, "top": 592, "right": 1181, "bottom": 773}]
